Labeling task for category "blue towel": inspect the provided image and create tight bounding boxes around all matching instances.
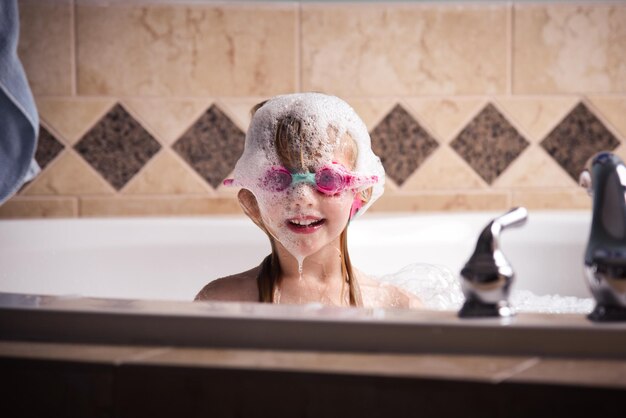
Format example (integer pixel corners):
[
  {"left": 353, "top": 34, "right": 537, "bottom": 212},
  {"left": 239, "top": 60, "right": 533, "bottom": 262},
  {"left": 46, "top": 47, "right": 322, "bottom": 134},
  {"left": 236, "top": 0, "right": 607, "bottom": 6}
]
[{"left": 0, "top": 0, "right": 40, "bottom": 205}]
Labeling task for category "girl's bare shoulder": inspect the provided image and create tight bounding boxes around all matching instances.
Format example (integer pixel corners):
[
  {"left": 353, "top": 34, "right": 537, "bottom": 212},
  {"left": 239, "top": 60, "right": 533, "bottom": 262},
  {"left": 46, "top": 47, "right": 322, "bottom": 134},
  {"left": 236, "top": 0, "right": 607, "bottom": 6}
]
[{"left": 194, "top": 266, "right": 260, "bottom": 302}]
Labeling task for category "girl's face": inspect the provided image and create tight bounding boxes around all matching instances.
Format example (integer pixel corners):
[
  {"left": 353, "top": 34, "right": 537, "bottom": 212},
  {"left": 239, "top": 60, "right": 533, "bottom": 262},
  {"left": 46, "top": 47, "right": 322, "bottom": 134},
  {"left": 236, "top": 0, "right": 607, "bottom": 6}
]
[{"left": 255, "top": 142, "right": 357, "bottom": 261}]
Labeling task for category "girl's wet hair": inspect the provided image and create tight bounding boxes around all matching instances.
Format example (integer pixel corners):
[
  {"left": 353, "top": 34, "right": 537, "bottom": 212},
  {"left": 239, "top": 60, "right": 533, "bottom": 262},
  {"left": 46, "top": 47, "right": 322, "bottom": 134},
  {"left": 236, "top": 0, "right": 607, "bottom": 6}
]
[{"left": 247, "top": 100, "right": 363, "bottom": 306}]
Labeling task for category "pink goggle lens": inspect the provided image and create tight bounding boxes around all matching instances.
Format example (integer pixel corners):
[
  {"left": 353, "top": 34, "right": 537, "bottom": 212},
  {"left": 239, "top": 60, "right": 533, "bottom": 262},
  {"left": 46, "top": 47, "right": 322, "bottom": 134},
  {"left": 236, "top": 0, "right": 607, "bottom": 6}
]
[
  {"left": 315, "top": 167, "right": 346, "bottom": 194},
  {"left": 261, "top": 167, "right": 293, "bottom": 192}
]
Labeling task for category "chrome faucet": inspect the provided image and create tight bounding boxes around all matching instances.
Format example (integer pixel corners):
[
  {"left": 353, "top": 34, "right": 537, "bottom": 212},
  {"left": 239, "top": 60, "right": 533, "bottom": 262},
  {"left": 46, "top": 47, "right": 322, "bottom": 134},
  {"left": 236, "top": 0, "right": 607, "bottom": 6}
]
[
  {"left": 580, "top": 151, "right": 626, "bottom": 322},
  {"left": 458, "top": 207, "right": 528, "bottom": 318}
]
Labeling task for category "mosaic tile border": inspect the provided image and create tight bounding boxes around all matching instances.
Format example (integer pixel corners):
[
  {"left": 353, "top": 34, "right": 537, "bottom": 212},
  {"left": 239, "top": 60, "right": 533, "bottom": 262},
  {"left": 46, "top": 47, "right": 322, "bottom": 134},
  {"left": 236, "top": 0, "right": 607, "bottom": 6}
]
[{"left": 7, "top": 95, "right": 625, "bottom": 218}]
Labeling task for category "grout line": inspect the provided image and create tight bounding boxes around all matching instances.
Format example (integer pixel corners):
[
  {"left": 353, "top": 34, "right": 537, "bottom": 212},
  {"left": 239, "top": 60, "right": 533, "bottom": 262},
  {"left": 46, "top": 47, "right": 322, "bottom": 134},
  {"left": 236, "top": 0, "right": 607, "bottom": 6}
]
[
  {"left": 296, "top": 2, "right": 302, "bottom": 92},
  {"left": 30, "top": 93, "right": 626, "bottom": 101},
  {"left": 71, "top": 0, "right": 77, "bottom": 96},
  {"left": 76, "top": 194, "right": 234, "bottom": 200},
  {"left": 492, "top": 357, "right": 541, "bottom": 384},
  {"left": 77, "top": 195, "right": 84, "bottom": 217},
  {"left": 72, "top": 196, "right": 79, "bottom": 218},
  {"left": 508, "top": 1, "right": 514, "bottom": 96}
]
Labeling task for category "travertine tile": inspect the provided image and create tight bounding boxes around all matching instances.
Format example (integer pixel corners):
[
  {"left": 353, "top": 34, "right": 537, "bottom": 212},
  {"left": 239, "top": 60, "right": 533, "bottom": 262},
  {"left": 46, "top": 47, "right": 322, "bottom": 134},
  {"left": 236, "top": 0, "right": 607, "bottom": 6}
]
[
  {"left": 122, "top": 150, "right": 208, "bottom": 195},
  {"left": 18, "top": 0, "right": 72, "bottom": 95},
  {"left": 302, "top": 4, "right": 508, "bottom": 96},
  {"left": 512, "top": 189, "right": 591, "bottom": 210},
  {"left": 493, "top": 146, "right": 576, "bottom": 189},
  {"left": 612, "top": 143, "right": 626, "bottom": 163},
  {"left": 219, "top": 99, "right": 270, "bottom": 132},
  {"left": 36, "top": 99, "right": 116, "bottom": 145},
  {"left": 76, "top": 4, "right": 296, "bottom": 96},
  {"left": 401, "top": 147, "right": 486, "bottom": 191},
  {"left": 79, "top": 197, "right": 242, "bottom": 217},
  {"left": 404, "top": 98, "right": 486, "bottom": 143},
  {"left": 369, "top": 192, "right": 510, "bottom": 212},
  {"left": 495, "top": 97, "right": 579, "bottom": 143},
  {"left": 514, "top": 4, "right": 626, "bottom": 93},
  {"left": 123, "top": 99, "right": 211, "bottom": 145},
  {"left": 23, "top": 151, "right": 114, "bottom": 196},
  {"left": 587, "top": 96, "right": 626, "bottom": 141},
  {"left": 215, "top": 180, "right": 243, "bottom": 198},
  {"left": 0, "top": 197, "right": 77, "bottom": 218},
  {"left": 345, "top": 99, "right": 397, "bottom": 131}
]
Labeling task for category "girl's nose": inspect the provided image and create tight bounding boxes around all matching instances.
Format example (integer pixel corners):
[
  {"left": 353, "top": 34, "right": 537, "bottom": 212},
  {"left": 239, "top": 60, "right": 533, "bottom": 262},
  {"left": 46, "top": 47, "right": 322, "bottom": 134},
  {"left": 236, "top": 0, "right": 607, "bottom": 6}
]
[{"left": 288, "top": 183, "right": 317, "bottom": 208}]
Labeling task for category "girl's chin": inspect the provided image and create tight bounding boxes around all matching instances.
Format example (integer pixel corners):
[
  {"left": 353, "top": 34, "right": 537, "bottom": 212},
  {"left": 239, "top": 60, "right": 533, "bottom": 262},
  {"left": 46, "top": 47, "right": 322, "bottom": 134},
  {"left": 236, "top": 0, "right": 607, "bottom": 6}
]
[
  {"left": 287, "top": 244, "right": 322, "bottom": 260},
  {"left": 275, "top": 237, "right": 324, "bottom": 260}
]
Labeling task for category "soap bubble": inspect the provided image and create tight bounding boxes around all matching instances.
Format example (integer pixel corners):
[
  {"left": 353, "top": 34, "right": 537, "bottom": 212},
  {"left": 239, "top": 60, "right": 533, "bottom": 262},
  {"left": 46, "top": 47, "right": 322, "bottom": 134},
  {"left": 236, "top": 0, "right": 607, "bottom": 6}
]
[{"left": 377, "top": 263, "right": 594, "bottom": 313}]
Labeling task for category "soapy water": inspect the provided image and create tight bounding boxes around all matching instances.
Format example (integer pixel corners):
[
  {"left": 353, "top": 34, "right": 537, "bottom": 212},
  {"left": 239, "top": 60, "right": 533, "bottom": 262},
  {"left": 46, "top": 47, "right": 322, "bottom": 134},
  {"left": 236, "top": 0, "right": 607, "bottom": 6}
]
[{"left": 377, "top": 263, "right": 594, "bottom": 314}]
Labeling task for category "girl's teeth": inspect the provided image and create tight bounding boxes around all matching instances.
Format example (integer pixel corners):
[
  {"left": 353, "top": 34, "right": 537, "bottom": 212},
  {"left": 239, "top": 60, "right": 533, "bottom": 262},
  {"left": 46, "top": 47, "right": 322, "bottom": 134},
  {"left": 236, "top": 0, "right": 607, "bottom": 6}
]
[{"left": 291, "top": 219, "right": 319, "bottom": 226}]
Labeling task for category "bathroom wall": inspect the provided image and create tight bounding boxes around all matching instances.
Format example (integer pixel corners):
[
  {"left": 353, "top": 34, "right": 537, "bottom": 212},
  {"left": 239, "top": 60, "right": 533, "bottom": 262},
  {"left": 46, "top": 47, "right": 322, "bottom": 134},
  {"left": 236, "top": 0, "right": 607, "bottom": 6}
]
[{"left": 2, "top": 0, "right": 625, "bottom": 218}]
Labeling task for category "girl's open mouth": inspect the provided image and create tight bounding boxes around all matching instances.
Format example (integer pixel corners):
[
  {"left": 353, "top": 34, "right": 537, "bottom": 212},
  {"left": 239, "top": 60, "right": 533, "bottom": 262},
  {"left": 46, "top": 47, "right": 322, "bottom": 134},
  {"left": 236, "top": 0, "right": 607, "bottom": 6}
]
[{"left": 286, "top": 217, "right": 326, "bottom": 234}]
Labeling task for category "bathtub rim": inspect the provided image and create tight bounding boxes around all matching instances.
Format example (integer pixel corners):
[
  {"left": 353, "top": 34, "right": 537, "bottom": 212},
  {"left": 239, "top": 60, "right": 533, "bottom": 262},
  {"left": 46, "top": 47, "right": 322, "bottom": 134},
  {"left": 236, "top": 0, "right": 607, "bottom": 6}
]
[{"left": 1, "top": 292, "right": 625, "bottom": 361}]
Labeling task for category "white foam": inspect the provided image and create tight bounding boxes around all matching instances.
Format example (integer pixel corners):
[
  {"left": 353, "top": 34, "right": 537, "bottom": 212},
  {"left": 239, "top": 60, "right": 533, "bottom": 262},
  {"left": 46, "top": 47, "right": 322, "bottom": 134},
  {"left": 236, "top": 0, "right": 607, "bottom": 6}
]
[
  {"left": 231, "top": 93, "right": 385, "bottom": 219},
  {"left": 377, "top": 263, "right": 594, "bottom": 314},
  {"left": 229, "top": 93, "right": 386, "bottom": 265},
  {"left": 378, "top": 263, "right": 464, "bottom": 311}
]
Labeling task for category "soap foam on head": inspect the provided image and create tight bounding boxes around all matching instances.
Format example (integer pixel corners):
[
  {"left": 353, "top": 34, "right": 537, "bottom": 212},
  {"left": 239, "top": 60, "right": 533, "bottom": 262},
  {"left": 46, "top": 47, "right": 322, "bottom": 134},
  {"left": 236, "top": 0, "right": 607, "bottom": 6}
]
[
  {"left": 231, "top": 93, "right": 386, "bottom": 264},
  {"left": 231, "top": 92, "right": 385, "bottom": 218}
]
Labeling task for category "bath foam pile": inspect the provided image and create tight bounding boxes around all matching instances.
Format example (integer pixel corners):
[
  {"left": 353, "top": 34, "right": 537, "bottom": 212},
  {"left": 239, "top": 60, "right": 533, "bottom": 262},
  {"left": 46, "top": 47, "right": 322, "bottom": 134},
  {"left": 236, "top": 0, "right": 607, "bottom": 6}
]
[
  {"left": 231, "top": 93, "right": 385, "bottom": 216},
  {"left": 378, "top": 263, "right": 594, "bottom": 314},
  {"left": 229, "top": 93, "right": 386, "bottom": 264}
]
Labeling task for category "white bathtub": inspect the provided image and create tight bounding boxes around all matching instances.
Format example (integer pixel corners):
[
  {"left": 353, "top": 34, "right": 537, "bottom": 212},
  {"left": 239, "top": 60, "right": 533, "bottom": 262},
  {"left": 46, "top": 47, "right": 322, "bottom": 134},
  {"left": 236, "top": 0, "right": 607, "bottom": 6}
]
[
  {"left": 3, "top": 210, "right": 626, "bottom": 361},
  {"left": 0, "top": 211, "right": 592, "bottom": 301}
]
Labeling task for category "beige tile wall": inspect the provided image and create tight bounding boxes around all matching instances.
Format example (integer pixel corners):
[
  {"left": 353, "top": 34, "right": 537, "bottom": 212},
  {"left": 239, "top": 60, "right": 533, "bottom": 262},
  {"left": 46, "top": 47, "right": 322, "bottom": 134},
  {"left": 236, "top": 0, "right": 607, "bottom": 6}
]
[{"left": 3, "top": 0, "right": 625, "bottom": 218}]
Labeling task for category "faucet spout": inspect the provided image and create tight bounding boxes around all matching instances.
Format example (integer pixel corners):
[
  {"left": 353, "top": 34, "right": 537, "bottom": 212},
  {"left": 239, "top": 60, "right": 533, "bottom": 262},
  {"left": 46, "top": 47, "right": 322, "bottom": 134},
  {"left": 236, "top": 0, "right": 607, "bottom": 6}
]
[
  {"left": 582, "top": 152, "right": 626, "bottom": 322},
  {"left": 458, "top": 207, "right": 528, "bottom": 318}
]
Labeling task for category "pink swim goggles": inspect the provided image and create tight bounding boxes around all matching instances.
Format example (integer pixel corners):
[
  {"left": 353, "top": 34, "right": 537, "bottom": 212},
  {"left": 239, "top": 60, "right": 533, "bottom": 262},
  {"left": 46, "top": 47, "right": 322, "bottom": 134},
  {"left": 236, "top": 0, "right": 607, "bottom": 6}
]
[{"left": 224, "top": 162, "right": 378, "bottom": 196}]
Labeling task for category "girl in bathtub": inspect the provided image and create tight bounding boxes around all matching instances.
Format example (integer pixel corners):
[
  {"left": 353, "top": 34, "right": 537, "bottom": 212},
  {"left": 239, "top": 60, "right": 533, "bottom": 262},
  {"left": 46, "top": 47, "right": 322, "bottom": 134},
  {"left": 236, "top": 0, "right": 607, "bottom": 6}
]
[{"left": 195, "top": 93, "right": 423, "bottom": 309}]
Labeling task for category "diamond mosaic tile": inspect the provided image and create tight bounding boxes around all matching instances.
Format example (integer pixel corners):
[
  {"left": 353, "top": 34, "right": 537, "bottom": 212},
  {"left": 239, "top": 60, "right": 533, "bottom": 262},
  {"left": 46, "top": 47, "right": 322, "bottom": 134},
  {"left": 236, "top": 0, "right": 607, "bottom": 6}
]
[
  {"left": 172, "top": 104, "right": 245, "bottom": 189},
  {"left": 35, "top": 126, "right": 65, "bottom": 170},
  {"left": 370, "top": 104, "right": 439, "bottom": 186},
  {"left": 541, "top": 102, "right": 621, "bottom": 181},
  {"left": 450, "top": 103, "right": 529, "bottom": 184},
  {"left": 74, "top": 104, "right": 161, "bottom": 190}
]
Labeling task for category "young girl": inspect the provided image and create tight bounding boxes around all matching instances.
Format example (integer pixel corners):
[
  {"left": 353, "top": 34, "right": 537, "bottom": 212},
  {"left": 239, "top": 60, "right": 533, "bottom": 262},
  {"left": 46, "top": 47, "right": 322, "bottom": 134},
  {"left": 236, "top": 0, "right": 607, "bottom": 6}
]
[{"left": 195, "top": 93, "right": 422, "bottom": 309}]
